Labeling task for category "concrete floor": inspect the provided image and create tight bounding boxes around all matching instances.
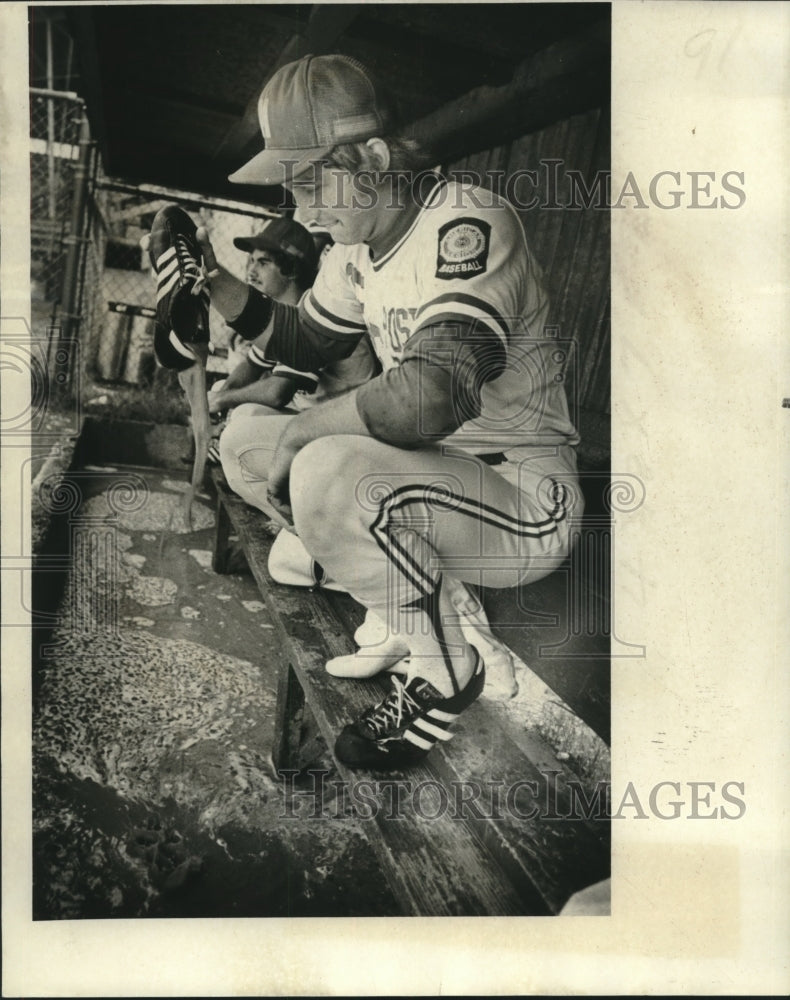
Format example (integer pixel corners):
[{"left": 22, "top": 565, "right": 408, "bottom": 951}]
[{"left": 33, "top": 466, "right": 397, "bottom": 919}]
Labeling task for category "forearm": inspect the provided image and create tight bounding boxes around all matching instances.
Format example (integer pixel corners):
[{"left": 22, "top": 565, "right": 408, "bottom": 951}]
[
  {"left": 217, "top": 377, "right": 297, "bottom": 410},
  {"left": 277, "top": 389, "right": 369, "bottom": 452},
  {"left": 355, "top": 362, "right": 461, "bottom": 447},
  {"left": 196, "top": 229, "right": 254, "bottom": 322},
  {"left": 353, "top": 320, "right": 506, "bottom": 447},
  {"left": 222, "top": 356, "right": 262, "bottom": 392},
  {"left": 207, "top": 264, "right": 252, "bottom": 322}
]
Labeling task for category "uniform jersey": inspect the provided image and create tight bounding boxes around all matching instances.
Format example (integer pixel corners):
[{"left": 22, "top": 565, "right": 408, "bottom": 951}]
[
  {"left": 298, "top": 179, "right": 579, "bottom": 453},
  {"left": 242, "top": 299, "right": 378, "bottom": 406}
]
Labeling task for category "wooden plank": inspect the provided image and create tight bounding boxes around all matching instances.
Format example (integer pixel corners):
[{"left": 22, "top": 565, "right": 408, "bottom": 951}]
[
  {"left": 430, "top": 701, "right": 610, "bottom": 914},
  {"left": 272, "top": 663, "right": 306, "bottom": 774},
  {"left": 211, "top": 491, "right": 232, "bottom": 574},
  {"left": 210, "top": 471, "right": 609, "bottom": 915},
  {"left": 211, "top": 476, "right": 532, "bottom": 916}
]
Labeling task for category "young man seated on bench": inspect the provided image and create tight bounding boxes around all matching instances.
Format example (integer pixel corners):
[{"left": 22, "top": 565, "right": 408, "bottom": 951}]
[{"left": 156, "top": 54, "right": 584, "bottom": 772}]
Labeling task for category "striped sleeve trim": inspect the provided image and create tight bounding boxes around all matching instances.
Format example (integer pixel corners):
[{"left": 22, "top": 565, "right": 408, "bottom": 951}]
[
  {"left": 248, "top": 343, "right": 274, "bottom": 368},
  {"left": 302, "top": 290, "right": 367, "bottom": 337},
  {"left": 271, "top": 363, "right": 320, "bottom": 392},
  {"left": 415, "top": 293, "right": 510, "bottom": 346}
]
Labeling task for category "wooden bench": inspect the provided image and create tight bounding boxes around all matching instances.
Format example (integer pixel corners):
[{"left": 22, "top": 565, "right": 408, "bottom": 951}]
[{"left": 209, "top": 467, "right": 609, "bottom": 917}]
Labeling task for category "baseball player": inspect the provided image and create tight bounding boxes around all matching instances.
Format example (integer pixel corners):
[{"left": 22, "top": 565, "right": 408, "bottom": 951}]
[
  {"left": 225, "top": 221, "right": 310, "bottom": 359},
  {"left": 208, "top": 217, "right": 377, "bottom": 491},
  {"left": 210, "top": 216, "right": 318, "bottom": 412},
  {"left": 194, "top": 54, "right": 583, "bottom": 771}
]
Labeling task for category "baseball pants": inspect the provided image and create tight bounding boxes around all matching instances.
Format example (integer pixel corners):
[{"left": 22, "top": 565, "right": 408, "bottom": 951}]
[{"left": 219, "top": 409, "right": 583, "bottom": 612}]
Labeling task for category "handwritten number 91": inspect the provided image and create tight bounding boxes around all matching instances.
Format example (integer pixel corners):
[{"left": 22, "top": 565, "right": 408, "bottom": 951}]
[{"left": 684, "top": 25, "right": 741, "bottom": 77}]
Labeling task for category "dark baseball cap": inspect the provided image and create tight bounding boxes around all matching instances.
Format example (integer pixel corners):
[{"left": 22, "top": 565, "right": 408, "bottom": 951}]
[
  {"left": 228, "top": 54, "right": 397, "bottom": 187},
  {"left": 233, "top": 216, "right": 318, "bottom": 268}
]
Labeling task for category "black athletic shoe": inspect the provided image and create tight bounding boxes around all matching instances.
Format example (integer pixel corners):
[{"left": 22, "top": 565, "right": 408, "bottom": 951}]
[
  {"left": 147, "top": 205, "right": 210, "bottom": 371},
  {"left": 334, "top": 651, "right": 485, "bottom": 771}
]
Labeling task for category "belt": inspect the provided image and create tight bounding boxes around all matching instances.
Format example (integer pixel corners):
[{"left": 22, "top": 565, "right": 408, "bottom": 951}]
[{"left": 478, "top": 452, "right": 507, "bottom": 466}]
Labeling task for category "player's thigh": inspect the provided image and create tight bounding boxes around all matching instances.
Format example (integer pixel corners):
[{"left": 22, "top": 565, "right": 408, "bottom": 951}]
[
  {"left": 292, "top": 436, "right": 572, "bottom": 587},
  {"left": 414, "top": 448, "right": 575, "bottom": 588},
  {"left": 355, "top": 442, "right": 579, "bottom": 589}
]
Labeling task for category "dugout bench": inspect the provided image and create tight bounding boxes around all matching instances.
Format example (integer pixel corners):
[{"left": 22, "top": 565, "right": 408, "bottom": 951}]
[{"left": 209, "top": 466, "right": 609, "bottom": 917}]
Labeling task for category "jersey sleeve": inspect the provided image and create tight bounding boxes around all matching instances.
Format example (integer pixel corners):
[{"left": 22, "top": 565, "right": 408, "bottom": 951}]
[
  {"left": 246, "top": 331, "right": 275, "bottom": 370},
  {"left": 298, "top": 245, "right": 367, "bottom": 343},
  {"left": 270, "top": 361, "right": 320, "bottom": 394},
  {"left": 264, "top": 247, "right": 368, "bottom": 371},
  {"left": 247, "top": 325, "right": 320, "bottom": 394},
  {"left": 226, "top": 287, "right": 274, "bottom": 341},
  {"left": 412, "top": 188, "right": 548, "bottom": 347}
]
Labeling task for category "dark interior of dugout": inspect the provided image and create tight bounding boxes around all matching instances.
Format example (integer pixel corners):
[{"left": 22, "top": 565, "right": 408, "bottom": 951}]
[{"left": 33, "top": 3, "right": 613, "bottom": 742}]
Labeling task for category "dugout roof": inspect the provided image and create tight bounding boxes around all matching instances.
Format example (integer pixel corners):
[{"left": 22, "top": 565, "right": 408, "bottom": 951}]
[{"left": 32, "top": 4, "right": 609, "bottom": 207}]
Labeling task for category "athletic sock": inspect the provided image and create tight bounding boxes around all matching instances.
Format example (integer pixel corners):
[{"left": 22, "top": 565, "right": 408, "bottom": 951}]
[{"left": 371, "top": 577, "right": 475, "bottom": 698}]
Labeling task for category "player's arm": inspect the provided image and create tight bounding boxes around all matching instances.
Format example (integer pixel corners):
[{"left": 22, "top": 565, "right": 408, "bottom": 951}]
[
  {"left": 195, "top": 227, "right": 251, "bottom": 321},
  {"left": 210, "top": 372, "right": 300, "bottom": 410},
  {"left": 354, "top": 318, "right": 506, "bottom": 445},
  {"left": 219, "top": 356, "right": 261, "bottom": 393},
  {"left": 351, "top": 201, "right": 526, "bottom": 446},
  {"left": 198, "top": 228, "right": 365, "bottom": 375},
  {"left": 207, "top": 333, "right": 275, "bottom": 413},
  {"left": 266, "top": 317, "right": 505, "bottom": 507}
]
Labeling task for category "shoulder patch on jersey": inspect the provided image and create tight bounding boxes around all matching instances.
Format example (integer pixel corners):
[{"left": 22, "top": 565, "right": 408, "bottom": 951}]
[{"left": 436, "top": 217, "right": 491, "bottom": 281}]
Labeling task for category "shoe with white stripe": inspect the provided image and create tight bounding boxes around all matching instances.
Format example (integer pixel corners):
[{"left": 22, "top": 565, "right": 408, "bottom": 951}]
[
  {"left": 147, "top": 205, "right": 211, "bottom": 371},
  {"left": 334, "top": 651, "right": 485, "bottom": 770}
]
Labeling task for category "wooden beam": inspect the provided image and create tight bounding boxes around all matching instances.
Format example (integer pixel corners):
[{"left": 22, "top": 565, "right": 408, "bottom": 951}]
[{"left": 405, "top": 20, "right": 610, "bottom": 163}]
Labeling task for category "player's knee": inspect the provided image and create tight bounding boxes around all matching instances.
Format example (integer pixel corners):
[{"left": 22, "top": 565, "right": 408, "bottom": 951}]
[
  {"left": 229, "top": 402, "right": 281, "bottom": 421},
  {"left": 291, "top": 436, "right": 359, "bottom": 544},
  {"left": 228, "top": 402, "right": 259, "bottom": 422},
  {"left": 218, "top": 419, "right": 245, "bottom": 472}
]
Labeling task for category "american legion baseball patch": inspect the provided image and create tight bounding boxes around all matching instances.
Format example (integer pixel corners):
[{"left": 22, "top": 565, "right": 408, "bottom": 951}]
[{"left": 435, "top": 217, "right": 491, "bottom": 280}]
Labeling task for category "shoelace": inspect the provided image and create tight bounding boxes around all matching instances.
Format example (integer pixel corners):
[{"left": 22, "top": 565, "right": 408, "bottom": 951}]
[
  {"left": 190, "top": 262, "right": 213, "bottom": 297},
  {"left": 364, "top": 676, "right": 423, "bottom": 736},
  {"left": 173, "top": 236, "right": 212, "bottom": 296}
]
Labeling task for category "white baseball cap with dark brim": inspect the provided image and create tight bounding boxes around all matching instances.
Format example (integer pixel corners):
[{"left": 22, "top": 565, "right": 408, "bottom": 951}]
[{"left": 228, "top": 54, "right": 397, "bottom": 187}]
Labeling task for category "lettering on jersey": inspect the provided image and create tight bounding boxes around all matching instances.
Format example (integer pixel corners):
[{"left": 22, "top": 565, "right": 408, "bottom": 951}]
[
  {"left": 345, "top": 261, "right": 365, "bottom": 288},
  {"left": 436, "top": 217, "right": 491, "bottom": 281},
  {"left": 385, "top": 307, "right": 418, "bottom": 353}
]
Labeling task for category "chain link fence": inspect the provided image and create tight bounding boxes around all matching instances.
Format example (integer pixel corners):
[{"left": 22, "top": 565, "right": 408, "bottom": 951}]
[{"left": 30, "top": 86, "right": 284, "bottom": 416}]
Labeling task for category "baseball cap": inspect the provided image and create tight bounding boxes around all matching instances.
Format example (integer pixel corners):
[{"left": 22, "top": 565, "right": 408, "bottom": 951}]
[
  {"left": 228, "top": 54, "right": 397, "bottom": 186},
  {"left": 233, "top": 216, "right": 318, "bottom": 268}
]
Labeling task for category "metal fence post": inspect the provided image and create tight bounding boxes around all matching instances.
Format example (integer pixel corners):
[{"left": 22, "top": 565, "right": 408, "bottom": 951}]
[{"left": 53, "top": 109, "right": 91, "bottom": 398}]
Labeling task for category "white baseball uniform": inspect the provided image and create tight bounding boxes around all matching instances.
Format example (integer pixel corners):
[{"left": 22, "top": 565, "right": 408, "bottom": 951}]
[{"left": 221, "top": 178, "right": 583, "bottom": 620}]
